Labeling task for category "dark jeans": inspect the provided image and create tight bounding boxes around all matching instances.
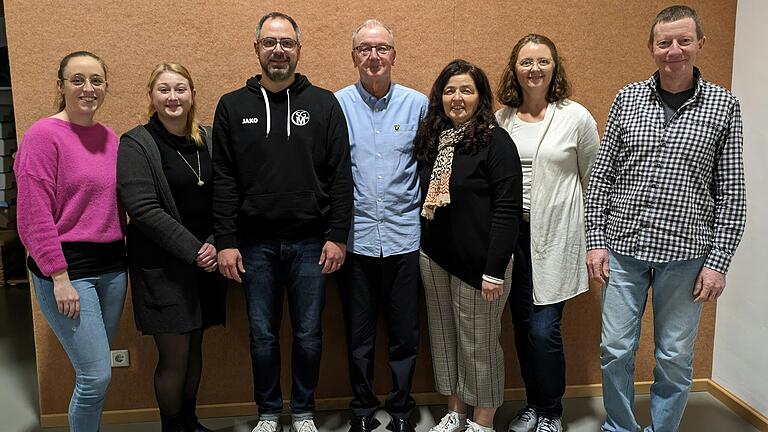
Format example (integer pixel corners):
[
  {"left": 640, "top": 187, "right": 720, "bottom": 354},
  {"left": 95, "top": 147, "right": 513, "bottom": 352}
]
[
  {"left": 509, "top": 219, "right": 566, "bottom": 418},
  {"left": 240, "top": 236, "right": 326, "bottom": 416},
  {"left": 337, "top": 251, "right": 420, "bottom": 419}
]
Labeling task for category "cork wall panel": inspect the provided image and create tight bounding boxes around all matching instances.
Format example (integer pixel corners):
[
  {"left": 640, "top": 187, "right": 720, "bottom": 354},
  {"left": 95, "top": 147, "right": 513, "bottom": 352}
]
[
  {"left": 451, "top": 0, "right": 735, "bottom": 386},
  {"left": 5, "top": 0, "right": 735, "bottom": 417}
]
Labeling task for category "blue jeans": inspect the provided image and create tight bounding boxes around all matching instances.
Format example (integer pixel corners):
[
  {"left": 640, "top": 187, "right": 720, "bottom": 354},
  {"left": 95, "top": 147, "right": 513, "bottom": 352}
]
[
  {"left": 32, "top": 271, "right": 127, "bottom": 432},
  {"left": 509, "top": 219, "right": 566, "bottom": 417},
  {"left": 600, "top": 250, "right": 706, "bottom": 432},
  {"left": 240, "top": 236, "right": 326, "bottom": 418}
]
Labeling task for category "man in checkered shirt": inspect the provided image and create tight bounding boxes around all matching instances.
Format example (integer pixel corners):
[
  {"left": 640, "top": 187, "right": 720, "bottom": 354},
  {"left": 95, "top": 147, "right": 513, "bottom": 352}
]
[{"left": 584, "top": 5, "right": 746, "bottom": 432}]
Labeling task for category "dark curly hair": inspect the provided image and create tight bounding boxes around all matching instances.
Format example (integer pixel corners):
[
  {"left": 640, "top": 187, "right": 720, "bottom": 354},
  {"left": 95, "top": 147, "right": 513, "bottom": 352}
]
[
  {"left": 415, "top": 59, "right": 497, "bottom": 163},
  {"left": 496, "top": 34, "right": 571, "bottom": 108}
]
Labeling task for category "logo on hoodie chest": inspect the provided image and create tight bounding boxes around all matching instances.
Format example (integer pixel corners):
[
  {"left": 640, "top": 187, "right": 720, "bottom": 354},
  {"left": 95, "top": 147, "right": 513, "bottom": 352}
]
[
  {"left": 291, "top": 110, "right": 310, "bottom": 126},
  {"left": 242, "top": 117, "right": 259, "bottom": 124}
]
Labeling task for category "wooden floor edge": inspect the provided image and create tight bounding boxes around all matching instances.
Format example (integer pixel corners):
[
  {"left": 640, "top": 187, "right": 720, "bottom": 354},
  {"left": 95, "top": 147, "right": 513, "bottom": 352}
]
[
  {"left": 33, "top": 378, "right": 729, "bottom": 428},
  {"left": 706, "top": 379, "right": 768, "bottom": 432}
]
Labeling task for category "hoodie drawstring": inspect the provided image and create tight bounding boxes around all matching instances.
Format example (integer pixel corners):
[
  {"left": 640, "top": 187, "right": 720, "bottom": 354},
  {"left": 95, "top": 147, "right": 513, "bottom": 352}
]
[
  {"left": 260, "top": 86, "right": 271, "bottom": 138},
  {"left": 286, "top": 88, "right": 291, "bottom": 139},
  {"left": 260, "top": 86, "right": 292, "bottom": 139}
]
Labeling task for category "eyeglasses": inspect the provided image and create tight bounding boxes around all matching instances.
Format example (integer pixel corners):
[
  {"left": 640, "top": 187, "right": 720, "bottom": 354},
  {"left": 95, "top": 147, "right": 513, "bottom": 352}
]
[
  {"left": 258, "top": 37, "right": 299, "bottom": 51},
  {"left": 62, "top": 75, "right": 106, "bottom": 87},
  {"left": 518, "top": 58, "right": 553, "bottom": 69},
  {"left": 353, "top": 44, "right": 394, "bottom": 57}
]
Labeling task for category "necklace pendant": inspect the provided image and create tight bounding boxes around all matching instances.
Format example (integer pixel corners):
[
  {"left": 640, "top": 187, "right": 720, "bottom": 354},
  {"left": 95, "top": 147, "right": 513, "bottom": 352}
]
[{"left": 197, "top": 180, "right": 205, "bottom": 187}]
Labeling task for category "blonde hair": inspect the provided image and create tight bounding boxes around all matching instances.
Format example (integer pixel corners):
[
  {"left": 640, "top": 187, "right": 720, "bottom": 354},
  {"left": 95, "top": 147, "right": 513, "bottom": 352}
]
[{"left": 146, "top": 63, "right": 204, "bottom": 147}]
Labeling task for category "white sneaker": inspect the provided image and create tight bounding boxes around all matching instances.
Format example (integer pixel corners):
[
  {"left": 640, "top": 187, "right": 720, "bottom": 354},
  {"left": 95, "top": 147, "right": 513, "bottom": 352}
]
[
  {"left": 430, "top": 411, "right": 467, "bottom": 432},
  {"left": 466, "top": 419, "right": 495, "bottom": 432},
  {"left": 507, "top": 406, "right": 538, "bottom": 432},
  {"left": 534, "top": 417, "right": 562, "bottom": 432},
  {"left": 252, "top": 419, "right": 280, "bottom": 432},
  {"left": 290, "top": 418, "right": 318, "bottom": 432}
]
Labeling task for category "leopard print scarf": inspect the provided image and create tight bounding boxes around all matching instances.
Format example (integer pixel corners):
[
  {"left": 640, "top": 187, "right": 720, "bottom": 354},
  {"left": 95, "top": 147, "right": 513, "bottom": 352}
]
[{"left": 421, "top": 124, "right": 468, "bottom": 220}]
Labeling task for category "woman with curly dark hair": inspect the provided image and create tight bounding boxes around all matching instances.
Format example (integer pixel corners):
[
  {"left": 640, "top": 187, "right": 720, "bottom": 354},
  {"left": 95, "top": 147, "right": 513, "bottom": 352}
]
[
  {"left": 416, "top": 59, "right": 522, "bottom": 432},
  {"left": 495, "top": 34, "right": 599, "bottom": 432}
]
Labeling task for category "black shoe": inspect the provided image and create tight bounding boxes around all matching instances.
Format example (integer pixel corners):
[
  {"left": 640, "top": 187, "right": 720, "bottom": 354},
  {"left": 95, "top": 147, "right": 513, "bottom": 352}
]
[
  {"left": 181, "top": 398, "right": 214, "bottom": 432},
  {"left": 161, "top": 413, "right": 185, "bottom": 432},
  {"left": 390, "top": 418, "right": 415, "bottom": 432},
  {"left": 349, "top": 415, "right": 380, "bottom": 432},
  {"left": 183, "top": 420, "right": 214, "bottom": 432}
]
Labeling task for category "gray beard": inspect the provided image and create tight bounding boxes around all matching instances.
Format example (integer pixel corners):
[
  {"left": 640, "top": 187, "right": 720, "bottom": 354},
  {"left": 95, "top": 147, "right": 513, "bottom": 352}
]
[{"left": 263, "top": 63, "right": 296, "bottom": 82}]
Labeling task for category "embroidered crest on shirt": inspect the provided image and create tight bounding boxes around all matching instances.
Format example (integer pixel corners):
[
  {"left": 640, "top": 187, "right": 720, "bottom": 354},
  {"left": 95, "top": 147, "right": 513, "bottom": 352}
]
[
  {"left": 291, "top": 110, "right": 310, "bottom": 126},
  {"left": 394, "top": 124, "right": 400, "bottom": 131}
]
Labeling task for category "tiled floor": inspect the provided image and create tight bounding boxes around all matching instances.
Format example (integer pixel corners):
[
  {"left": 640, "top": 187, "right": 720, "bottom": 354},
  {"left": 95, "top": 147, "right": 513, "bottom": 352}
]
[{"left": 1, "top": 285, "right": 760, "bottom": 432}]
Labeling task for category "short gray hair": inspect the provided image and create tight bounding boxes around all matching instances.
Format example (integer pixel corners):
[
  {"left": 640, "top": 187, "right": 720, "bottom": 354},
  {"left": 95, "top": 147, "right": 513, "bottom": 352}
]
[
  {"left": 351, "top": 19, "right": 394, "bottom": 49},
  {"left": 256, "top": 11, "right": 301, "bottom": 43}
]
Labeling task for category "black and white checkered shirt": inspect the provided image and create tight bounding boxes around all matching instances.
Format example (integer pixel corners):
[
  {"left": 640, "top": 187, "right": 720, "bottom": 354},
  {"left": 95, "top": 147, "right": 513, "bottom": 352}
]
[{"left": 585, "top": 69, "right": 746, "bottom": 273}]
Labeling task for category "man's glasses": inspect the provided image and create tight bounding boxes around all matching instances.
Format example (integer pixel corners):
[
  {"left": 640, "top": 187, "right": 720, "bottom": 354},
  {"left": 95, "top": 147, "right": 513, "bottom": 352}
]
[
  {"left": 62, "top": 75, "right": 106, "bottom": 88},
  {"left": 353, "top": 44, "right": 394, "bottom": 57},
  {"left": 258, "top": 37, "right": 299, "bottom": 51}
]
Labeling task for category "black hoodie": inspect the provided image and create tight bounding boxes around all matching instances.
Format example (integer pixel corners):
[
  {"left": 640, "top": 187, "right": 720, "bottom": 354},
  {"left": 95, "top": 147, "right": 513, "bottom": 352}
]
[{"left": 212, "top": 73, "right": 352, "bottom": 249}]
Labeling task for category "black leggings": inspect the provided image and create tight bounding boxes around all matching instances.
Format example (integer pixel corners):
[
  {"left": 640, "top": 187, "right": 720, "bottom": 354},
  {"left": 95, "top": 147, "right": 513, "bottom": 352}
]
[{"left": 153, "top": 329, "right": 204, "bottom": 417}]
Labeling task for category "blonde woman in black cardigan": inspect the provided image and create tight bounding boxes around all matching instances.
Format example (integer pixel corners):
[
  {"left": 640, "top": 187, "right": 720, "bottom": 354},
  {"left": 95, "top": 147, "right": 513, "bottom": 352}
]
[{"left": 117, "top": 63, "right": 225, "bottom": 432}]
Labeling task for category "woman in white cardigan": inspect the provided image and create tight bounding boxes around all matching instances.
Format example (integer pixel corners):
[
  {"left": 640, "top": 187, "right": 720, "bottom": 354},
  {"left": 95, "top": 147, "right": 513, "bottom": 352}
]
[{"left": 495, "top": 34, "right": 599, "bottom": 432}]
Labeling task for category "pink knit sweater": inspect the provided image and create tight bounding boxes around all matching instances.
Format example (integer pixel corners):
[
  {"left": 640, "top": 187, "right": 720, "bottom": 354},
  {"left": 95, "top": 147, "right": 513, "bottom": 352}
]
[{"left": 14, "top": 117, "right": 125, "bottom": 276}]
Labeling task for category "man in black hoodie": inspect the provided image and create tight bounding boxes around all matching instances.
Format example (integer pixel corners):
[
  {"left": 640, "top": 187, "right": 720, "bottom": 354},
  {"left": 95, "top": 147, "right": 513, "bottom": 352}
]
[{"left": 212, "top": 11, "right": 352, "bottom": 432}]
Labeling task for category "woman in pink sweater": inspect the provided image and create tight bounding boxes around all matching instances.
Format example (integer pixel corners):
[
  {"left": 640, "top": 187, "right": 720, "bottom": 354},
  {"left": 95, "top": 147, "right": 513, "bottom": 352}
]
[{"left": 14, "top": 51, "right": 127, "bottom": 432}]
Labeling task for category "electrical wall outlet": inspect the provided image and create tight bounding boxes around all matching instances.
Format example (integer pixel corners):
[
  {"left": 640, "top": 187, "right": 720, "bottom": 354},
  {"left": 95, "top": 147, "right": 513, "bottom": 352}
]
[{"left": 110, "top": 349, "right": 130, "bottom": 368}]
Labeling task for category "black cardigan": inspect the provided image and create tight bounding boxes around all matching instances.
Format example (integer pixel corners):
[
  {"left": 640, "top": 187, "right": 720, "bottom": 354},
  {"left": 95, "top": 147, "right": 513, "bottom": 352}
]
[
  {"left": 419, "top": 127, "right": 523, "bottom": 289},
  {"left": 117, "top": 125, "right": 220, "bottom": 332}
]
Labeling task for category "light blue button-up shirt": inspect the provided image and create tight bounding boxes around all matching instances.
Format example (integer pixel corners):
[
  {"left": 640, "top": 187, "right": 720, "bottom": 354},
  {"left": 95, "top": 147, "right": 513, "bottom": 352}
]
[{"left": 335, "top": 82, "right": 428, "bottom": 257}]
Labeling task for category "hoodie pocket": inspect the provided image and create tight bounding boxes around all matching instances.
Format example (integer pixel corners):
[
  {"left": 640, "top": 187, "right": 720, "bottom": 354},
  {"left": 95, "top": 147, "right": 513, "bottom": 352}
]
[{"left": 240, "top": 190, "right": 323, "bottom": 223}]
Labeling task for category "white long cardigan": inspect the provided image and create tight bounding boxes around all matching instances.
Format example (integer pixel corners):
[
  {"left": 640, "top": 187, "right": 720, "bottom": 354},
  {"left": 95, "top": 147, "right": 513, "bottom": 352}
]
[{"left": 496, "top": 99, "right": 600, "bottom": 305}]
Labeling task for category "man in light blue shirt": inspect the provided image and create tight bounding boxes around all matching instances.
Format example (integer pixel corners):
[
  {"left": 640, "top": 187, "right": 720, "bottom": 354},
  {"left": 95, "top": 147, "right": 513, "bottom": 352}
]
[{"left": 335, "top": 19, "right": 428, "bottom": 432}]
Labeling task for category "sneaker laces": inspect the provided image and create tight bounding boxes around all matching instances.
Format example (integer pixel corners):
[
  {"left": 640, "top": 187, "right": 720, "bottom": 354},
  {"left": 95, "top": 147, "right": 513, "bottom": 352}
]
[
  {"left": 254, "top": 420, "right": 279, "bottom": 432},
  {"left": 294, "top": 419, "right": 317, "bottom": 432},
  {"left": 516, "top": 407, "right": 536, "bottom": 423},
  {"left": 434, "top": 413, "right": 460, "bottom": 432},
  {"left": 536, "top": 417, "right": 559, "bottom": 432}
]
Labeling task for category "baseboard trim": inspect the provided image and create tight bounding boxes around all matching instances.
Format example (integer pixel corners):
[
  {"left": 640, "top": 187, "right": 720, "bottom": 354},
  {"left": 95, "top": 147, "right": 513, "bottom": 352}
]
[
  {"left": 706, "top": 379, "right": 768, "bottom": 432},
  {"left": 35, "top": 378, "right": 748, "bottom": 428}
]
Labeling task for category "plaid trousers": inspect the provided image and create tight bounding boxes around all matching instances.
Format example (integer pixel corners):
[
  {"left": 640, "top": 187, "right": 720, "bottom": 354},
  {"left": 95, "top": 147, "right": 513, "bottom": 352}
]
[{"left": 420, "top": 250, "right": 512, "bottom": 408}]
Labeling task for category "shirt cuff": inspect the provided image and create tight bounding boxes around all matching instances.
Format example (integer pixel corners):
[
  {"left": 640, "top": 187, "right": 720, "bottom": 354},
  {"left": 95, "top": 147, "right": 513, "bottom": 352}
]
[
  {"left": 704, "top": 248, "right": 732, "bottom": 274},
  {"left": 586, "top": 229, "right": 607, "bottom": 250},
  {"left": 325, "top": 228, "right": 349, "bottom": 245},
  {"left": 215, "top": 233, "right": 238, "bottom": 251},
  {"left": 482, "top": 274, "right": 504, "bottom": 285}
]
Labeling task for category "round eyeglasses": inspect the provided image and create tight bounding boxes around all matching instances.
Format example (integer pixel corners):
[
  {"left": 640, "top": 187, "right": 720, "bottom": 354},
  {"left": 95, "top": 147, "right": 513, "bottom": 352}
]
[
  {"left": 259, "top": 37, "right": 299, "bottom": 51},
  {"left": 353, "top": 44, "right": 394, "bottom": 57},
  {"left": 518, "top": 58, "right": 553, "bottom": 69},
  {"left": 62, "top": 75, "right": 106, "bottom": 87}
]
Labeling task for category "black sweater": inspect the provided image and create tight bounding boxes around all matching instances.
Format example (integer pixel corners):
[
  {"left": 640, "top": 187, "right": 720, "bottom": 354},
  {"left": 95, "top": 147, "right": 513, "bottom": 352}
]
[
  {"left": 419, "top": 127, "right": 523, "bottom": 289},
  {"left": 212, "top": 73, "right": 353, "bottom": 249},
  {"left": 145, "top": 114, "right": 213, "bottom": 242}
]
